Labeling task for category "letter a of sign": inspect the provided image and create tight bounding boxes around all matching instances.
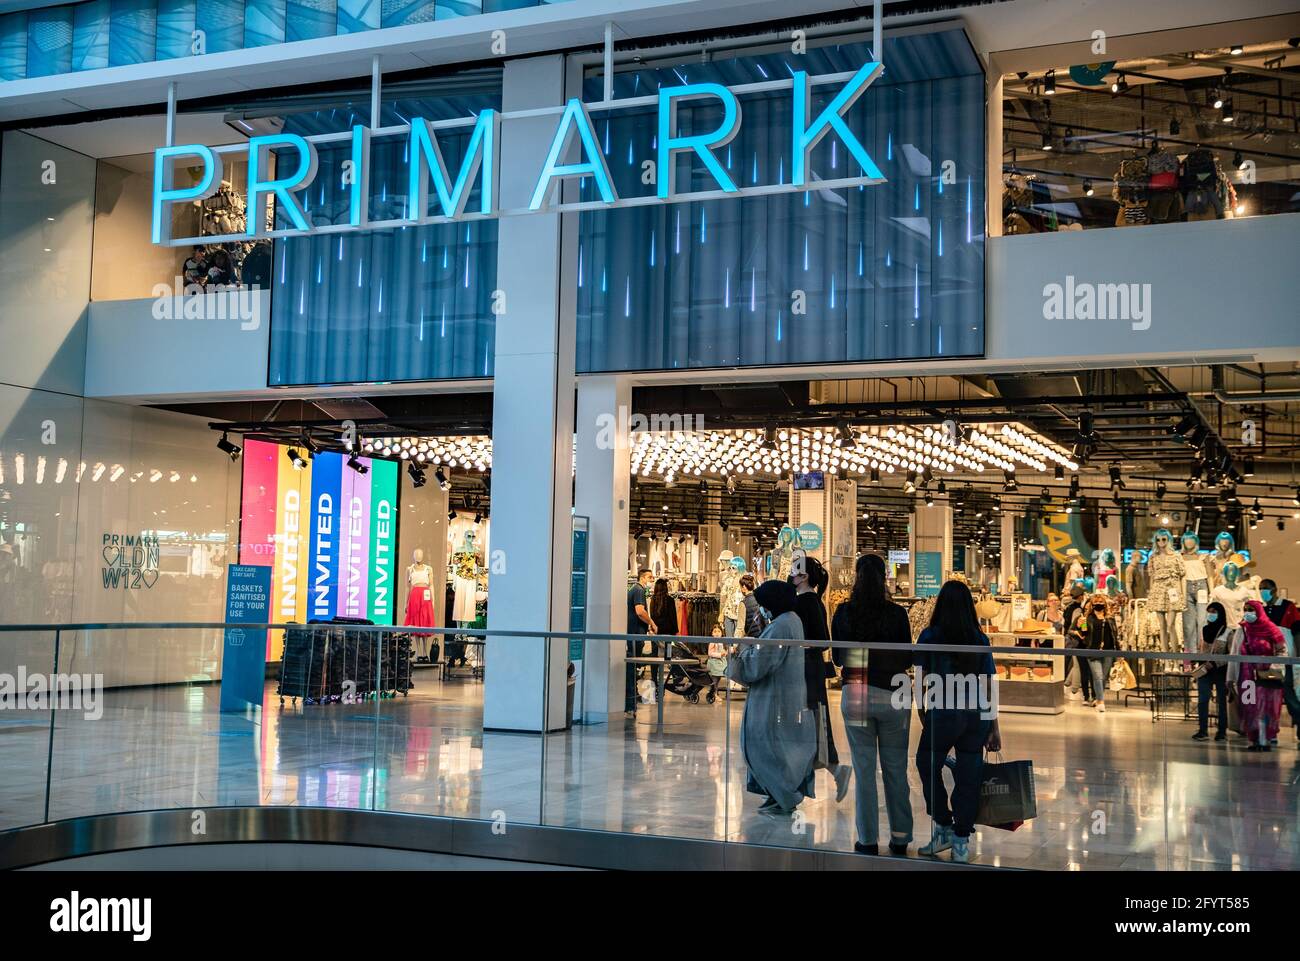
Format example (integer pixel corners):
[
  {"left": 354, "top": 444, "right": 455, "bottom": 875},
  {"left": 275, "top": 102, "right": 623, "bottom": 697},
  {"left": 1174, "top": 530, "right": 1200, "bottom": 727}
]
[
  {"left": 530, "top": 99, "right": 617, "bottom": 210},
  {"left": 791, "top": 62, "right": 885, "bottom": 187}
]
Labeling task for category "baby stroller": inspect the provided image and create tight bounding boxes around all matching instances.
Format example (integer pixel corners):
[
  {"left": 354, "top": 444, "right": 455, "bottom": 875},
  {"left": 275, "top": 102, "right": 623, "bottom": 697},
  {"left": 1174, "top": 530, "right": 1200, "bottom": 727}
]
[{"left": 662, "top": 642, "right": 714, "bottom": 704}]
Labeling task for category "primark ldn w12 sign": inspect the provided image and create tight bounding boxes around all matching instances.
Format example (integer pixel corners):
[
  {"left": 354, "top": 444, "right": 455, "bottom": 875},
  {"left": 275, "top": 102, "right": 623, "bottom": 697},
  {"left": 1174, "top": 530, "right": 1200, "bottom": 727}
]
[{"left": 151, "top": 63, "right": 885, "bottom": 247}]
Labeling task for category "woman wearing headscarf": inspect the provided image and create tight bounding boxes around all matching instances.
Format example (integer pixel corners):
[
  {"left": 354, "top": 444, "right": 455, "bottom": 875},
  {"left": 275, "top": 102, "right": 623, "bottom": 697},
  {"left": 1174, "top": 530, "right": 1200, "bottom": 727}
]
[
  {"left": 1236, "top": 598, "right": 1286, "bottom": 751},
  {"left": 791, "top": 554, "right": 851, "bottom": 802},
  {"left": 727, "top": 580, "right": 817, "bottom": 817},
  {"left": 1192, "top": 601, "right": 1230, "bottom": 741}
]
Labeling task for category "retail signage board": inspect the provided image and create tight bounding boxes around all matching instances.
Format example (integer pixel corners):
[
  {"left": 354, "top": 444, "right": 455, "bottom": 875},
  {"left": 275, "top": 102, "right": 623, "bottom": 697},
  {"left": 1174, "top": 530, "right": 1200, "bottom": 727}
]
[
  {"left": 914, "top": 551, "right": 943, "bottom": 597},
  {"left": 220, "top": 563, "right": 272, "bottom": 713},
  {"left": 151, "top": 63, "right": 885, "bottom": 246}
]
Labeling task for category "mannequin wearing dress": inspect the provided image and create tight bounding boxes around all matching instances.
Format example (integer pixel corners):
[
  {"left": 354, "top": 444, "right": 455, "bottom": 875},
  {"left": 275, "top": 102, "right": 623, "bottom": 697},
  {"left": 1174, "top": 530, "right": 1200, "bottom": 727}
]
[
  {"left": 1065, "top": 551, "right": 1086, "bottom": 590},
  {"left": 404, "top": 549, "right": 437, "bottom": 660},
  {"left": 1093, "top": 549, "right": 1118, "bottom": 596},
  {"left": 773, "top": 528, "right": 797, "bottom": 584},
  {"left": 1145, "top": 529, "right": 1185, "bottom": 651},
  {"left": 1179, "top": 532, "right": 1209, "bottom": 657},
  {"left": 451, "top": 532, "right": 479, "bottom": 624},
  {"left": 1208, "top": 532, "right": 1235, "bottom": 588},
  {"left": 717, "top": 550, "right": 741, "bottom": 635}
]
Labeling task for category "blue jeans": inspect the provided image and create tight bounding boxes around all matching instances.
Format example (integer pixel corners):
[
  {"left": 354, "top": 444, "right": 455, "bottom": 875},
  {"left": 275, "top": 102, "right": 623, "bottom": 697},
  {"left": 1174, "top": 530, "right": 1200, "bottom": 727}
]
[
  {"left": 917, "top": 709, "right": 989, "bottom": 838},
  {"left": 842, "top": 685, "right": 913, "bottom": 847},
  {"left": 1086, "top": 655, "right": 1113, "bottom": 702}
]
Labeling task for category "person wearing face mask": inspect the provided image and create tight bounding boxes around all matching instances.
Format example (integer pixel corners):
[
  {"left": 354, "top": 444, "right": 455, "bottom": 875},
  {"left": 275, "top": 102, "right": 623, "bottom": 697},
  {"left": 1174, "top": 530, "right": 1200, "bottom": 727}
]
[
  {"left": 1258, "top": 579, "right": 1300, "bottom": 735},
  {"left": 727, "top": 580, "right": 817, "bottom": 817},
  {"left": 1236, "top": 599, "right": 1286, "bottom": 751},
  {"left": 1192, "top": 601, "right": 1230, "bottom": 741}
]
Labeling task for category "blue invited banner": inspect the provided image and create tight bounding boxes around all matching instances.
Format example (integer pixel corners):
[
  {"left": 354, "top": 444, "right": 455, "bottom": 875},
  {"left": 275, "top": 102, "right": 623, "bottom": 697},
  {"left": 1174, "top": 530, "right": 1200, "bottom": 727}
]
[
  {"left": 307, "top": 451, "right": 343, "bottom": 620},
  {"left": 914, "top": 551, "right": 943, "bottom": 598},
  {"left": 220, "top": 563, "right": 273, "bottom": 713}
]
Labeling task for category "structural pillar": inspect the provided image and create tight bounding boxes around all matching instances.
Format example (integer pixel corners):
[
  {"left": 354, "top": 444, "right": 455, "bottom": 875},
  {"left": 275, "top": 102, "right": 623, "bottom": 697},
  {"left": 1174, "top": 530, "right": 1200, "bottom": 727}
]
[
  {"left": 1000, "top": 511, "right": 1017, "bottom": 590},
  {"left": 909, "top": 501, "right": 953, "bottom": 595},
  {"left": 574, "top": 375, "right": 632, "bottom": 721},
  {"left": 483, "top": 54, "right": 575, "bottom": 733}
]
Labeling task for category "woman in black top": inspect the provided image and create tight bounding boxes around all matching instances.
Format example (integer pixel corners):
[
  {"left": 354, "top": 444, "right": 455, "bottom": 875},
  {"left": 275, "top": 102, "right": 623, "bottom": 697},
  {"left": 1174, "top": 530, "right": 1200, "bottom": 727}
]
[
  {"left": 1193, "top": 601, "right": 1230, "bottom": 741},
  {"left": 649, "top": 578, "right": 678, "bottom": 636},
  {"left": 791, "top": 556, "right": 851, "bottom": 803},
  {"left": 831, "top": 553, "right": 914, "bottom": 855}
]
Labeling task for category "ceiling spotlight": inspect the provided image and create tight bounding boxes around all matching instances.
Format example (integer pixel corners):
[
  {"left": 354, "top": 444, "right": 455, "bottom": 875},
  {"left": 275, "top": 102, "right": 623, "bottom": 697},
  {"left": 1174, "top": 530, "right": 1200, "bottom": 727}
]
[
  {"left": 1242, "top": 456, "right": 1254, "bottom": 477},
  {"left": 836, "top": 423, "right": 858, "bottom": 449},
  {"left": 407, "top": 462, "right": 427, "bottom": 488},
  {"left": 474, "top": 510, "right": 483, "bottom": 524},
  {"left": 1043, "top": 69, "right": 1056, "bottom": 95},
  {"left": 870, "top": 467, "right": 880, "bottom": 486},
  {"left": 1230, "top": 43, "right": 1243, "bottom": 55},
  {"left": 1053, "top": 463, "right": 1064, "bottom": 481},
  {"left": 1111, "top": 73, "right": 1127, "bottom": 94},
  {"left": 1233, "top": 149, "right": 1244, "bottom": 169},
  {"left": 216, "top": 432, "right": 241, "bottom": 461},
  {"left": 1003, "top": 470, "right": 1018, "bottom": 493},
  {"left": 434, "top": 467, "right": 448, "bottom": 490},
  {"left": 937, "top": 479, "right": 947, "bottom": 494},
  {"left": 1155, "top": 480, "right": 1167, "bottom": 500},
  {"left": 1211, "top": 88, "right": 1224, "bottom": 109},
  {"left": 1108, "top": 464, "right": 1124, "bottom": 488},
  {"left": 1222, "top": 99, "right": 1234, "bottom": 123},
  {"left": 346, "top": 453, "right": 368, "bottom": 475},
  {"left": 720, "top": 519, "right": 729, "bottom": 531},
  {"left": 924, "top": 491, "right": 935, "bottom": 507},
  {"left": 1293, "top": 486, "right": 1300, "bottom": 507},
  {"left": 301, "top": 435, "right": 318, "bottom": 459},
  {"left": 1041, "top": 131, "right": 1054, "bottom": 151},
  {"left": 1083, "top": 179, "right": 1094, "bottom": 197},
  {"left": 1169, "top": 116, "right": 1181, "bottom": 136},
  {"left": 287, "top": 448, "right": 307, "bottom": 470},
  {"left": 448, "top": 508, "right": 457, "bottom": 521},
  {"left": 761, "top": 424, "right": 778, "bottom": 449},
  {"left": 1099, "top": 509, "right": 1109, "bottom": 529},
  {"left": 904, "top": 470, "right": 917, "bottom": 494},
  {"left": 1161, "top": 513, "right": 1172, "bottom": 526}
]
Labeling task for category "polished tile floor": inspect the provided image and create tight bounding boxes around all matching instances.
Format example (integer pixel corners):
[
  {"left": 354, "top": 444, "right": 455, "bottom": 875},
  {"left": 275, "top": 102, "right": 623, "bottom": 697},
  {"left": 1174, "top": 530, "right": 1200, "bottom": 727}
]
[{"left": 3, "top": 672, "right": 1297, "bottom": 870}]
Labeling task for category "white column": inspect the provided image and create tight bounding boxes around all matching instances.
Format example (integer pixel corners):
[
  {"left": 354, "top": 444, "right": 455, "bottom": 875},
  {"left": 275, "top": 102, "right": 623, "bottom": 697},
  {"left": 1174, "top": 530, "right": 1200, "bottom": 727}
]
[
  {"left": 574, "top": 375, "right": 632, "bottom": 721},
  {"left": 483, "top": 55, "right": 574, "bottom": 733},
  {"left": 1000, "top": 511, "right": 1017, "bottom": 589},
  {"left": 909, "top": 501, "right": 953, "bottom": 591}
]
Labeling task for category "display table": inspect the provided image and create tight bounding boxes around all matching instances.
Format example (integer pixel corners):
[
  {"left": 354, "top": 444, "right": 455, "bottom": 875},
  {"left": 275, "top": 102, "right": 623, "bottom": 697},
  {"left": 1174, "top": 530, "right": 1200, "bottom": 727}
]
[{"left": 988, "top": 633, "right": 1065, "bottom": 715}]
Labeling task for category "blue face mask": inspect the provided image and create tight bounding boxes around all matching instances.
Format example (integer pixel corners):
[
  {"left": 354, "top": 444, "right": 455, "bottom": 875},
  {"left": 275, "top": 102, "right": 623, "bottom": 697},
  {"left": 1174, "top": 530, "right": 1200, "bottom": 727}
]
[
  {"left": 1206, "top": 612, "right": 1219, "bottom": 624},
  {"left": 1261, "top": 590, "right": 1273, "bottom": 603},
  {"left": 1244, "top": 612, "right": 1258, "bottom": 624}
]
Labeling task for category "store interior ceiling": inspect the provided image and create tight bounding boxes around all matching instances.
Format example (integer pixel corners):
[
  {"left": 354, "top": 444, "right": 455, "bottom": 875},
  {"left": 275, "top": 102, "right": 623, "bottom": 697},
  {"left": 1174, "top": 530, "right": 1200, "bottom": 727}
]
[
  {"left": 167, "top": 360, "right": 1300, "bottom": 557},
  {"left": 1002, "top": 40, "right": 1300, "bottom": 219}
]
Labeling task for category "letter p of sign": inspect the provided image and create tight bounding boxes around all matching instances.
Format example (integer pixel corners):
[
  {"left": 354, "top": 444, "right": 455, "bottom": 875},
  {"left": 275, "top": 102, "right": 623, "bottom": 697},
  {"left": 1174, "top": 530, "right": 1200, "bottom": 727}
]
[{"left": 153, "top": 145, "right": 223, "bottom": 245}]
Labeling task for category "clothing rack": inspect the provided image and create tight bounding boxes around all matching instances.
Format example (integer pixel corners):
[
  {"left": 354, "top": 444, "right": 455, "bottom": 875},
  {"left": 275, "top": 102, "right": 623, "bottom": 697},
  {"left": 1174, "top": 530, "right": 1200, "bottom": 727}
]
[{"left": 278, "top": 619, "right": 414, "bottom": 705}]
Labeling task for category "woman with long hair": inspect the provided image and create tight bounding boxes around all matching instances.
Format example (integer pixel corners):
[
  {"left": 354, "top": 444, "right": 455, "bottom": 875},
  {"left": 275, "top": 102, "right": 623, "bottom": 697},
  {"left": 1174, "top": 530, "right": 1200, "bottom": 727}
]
[
  {"left": 1193, "top": 601, "right": 1230, "bottom": 741},
  {"left": 649, "top": 577, "right": 677, "bottom": 637},
  {"left": 914, "top": 580, "right": 1001, "bottom": 863},
  {"left": 831, "top": 553, "right": 914, "bottom": 855},
  {"left": 791, "top": 554, "right": 851, "bottom": 803}
]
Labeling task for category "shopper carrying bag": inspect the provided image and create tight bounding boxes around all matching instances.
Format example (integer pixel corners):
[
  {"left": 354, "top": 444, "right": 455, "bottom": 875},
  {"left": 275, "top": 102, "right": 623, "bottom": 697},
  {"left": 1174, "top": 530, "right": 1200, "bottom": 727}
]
[{"left": 975, "top": 752, "right": 1037, "bottom": 832}]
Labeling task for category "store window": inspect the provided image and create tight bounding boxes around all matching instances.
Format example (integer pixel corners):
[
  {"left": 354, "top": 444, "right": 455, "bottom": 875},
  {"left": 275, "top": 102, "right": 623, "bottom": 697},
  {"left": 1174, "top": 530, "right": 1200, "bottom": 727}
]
[
  {"left": 1001, "top": 40, "right": 1300, "bottom": 233},
  {"left": 575, "top": 27, "right": 986, "bottom": 373},
  {"left": 267, "top": 68, "right": 502, "bottom": 385}
]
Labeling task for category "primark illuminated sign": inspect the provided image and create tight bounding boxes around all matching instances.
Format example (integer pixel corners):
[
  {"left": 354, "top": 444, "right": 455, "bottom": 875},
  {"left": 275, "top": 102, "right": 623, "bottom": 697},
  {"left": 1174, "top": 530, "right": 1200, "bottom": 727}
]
[{"left": 151, "top": 62, "right": 885, "bottom": 247}]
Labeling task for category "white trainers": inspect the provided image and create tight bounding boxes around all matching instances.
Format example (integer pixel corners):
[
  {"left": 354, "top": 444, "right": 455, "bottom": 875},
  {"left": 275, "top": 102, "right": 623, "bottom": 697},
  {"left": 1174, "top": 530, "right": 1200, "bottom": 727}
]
[
  {"left": 1096, "top": 698, "right": 1106, "bottom": 712},
  {"left": 919, "top": 824, "right": 954, "bottom": 856},
  {"left": 833, "top": 765, "right": 853, "bottom": 803},
  {"left": 951, "top": 836, "right": 970, "bottom": 863}
]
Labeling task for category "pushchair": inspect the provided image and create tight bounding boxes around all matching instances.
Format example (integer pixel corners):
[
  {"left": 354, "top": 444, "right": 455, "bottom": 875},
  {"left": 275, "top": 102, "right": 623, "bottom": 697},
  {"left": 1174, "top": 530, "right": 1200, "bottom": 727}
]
[{"left": 662, "top": 642, "right": 715, "bottom": 703}]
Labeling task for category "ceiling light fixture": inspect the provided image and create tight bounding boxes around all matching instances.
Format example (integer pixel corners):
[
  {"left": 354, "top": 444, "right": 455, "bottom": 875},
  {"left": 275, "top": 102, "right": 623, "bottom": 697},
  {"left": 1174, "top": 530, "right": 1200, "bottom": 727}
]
[{"left": 216, "top": 432, "right": 242, "bottom": 461}]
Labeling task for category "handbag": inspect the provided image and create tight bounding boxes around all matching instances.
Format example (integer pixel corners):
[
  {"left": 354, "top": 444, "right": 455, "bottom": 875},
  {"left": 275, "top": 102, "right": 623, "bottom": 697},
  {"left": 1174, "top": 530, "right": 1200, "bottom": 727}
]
[
  {"left": 1255, "top": 668, "right": 1285, "bottom": 688},
  {"left": 975, "top": 753, "right": 1037, "bottom": 832}
]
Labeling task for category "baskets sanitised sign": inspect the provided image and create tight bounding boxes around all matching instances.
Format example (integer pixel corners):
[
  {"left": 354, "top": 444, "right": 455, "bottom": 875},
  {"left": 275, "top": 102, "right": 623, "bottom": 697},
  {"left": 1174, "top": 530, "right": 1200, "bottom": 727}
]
[{"left": 151, "top": 62, "right": 885, "bottom": 246}]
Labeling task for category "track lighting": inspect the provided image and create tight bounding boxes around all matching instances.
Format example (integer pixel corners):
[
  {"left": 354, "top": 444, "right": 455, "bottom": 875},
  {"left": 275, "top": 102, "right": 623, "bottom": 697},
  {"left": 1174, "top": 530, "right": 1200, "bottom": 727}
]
[
  {"left": 434, "top": 467, "right": 448, "bottom": 490},
  {"left": 1043, "top": 69, "right": 1056, "bottom": 95},
  {"left": 937, "top": 479, "right": 947, "bottom": 494},
  {"left": 1222, "top": 99, "right": 1234, "bottom": 123},
  {"left": 761, "top": 424, "right": 778, "bottom": 450},
  {"left": 1155, "top": 480, "right": 1167, "bottom": 501},
  {"left": 1233, "top": 149, "right": 1245, "bottom": 169},
  {"left": 1108, "top": 464, "right": 1124, "bottom": 488},
  {"left": 407, "top": 462, "right": 427, "bottom": 488},
  {"left": 1083, "top": 179, "right": 1094, "bottom": 197},
  {"left": 1041, "top": 131, "right": 1053, "bottom": 151},
  {"left": 474, "top": 510, "right": 483, "bottom": 524},
  {"left": 1099, "top": 509, "right": 1109, "bottom": 529},
  {"left": 1111, "top": 73, "right": 1127, "bottom": 93},
  {"left": 1003, "top": 470, "right": 1018, "bottom": 493},
  {"left": 216, "top": 432, "right": 241, "bottom": 461},
  {"left": 346, "top": 453, "right": 368, "bottom": 475},
  {"left": 870, "top": 467, "right": 880, "bottom": 486},
  {"left": 301, "top": 435, "right": 318, "bottom": 458},
  {"left": 923, "top": 491, "right": 934, "bottom": 507},
  {"left": 1293, "top": 487, "right": 1300, "bottom": 507},
  {"left": 904, "top": 470, "right": 917, "bottom": 494},
  {"left": 287, "top": 448, "right": 307, "bottom": 470},
  {"left": 1242, "top": 456, "right": 1254, "bottom": 477},
  {"left": 1053, "top": 463, "right": 1064, "bottom": 480},
  {"left": 448, "top": 508, "right": 457, "bottom": 521},
  {"left": 1230, "top": 43, "right": 1243, "bottom": 55},
  {"left": 836, "top": 423, "right": 858, "bottom": 449},
  {"left": 1212, "top": 89, "right": 1224, "bottom": 109}
]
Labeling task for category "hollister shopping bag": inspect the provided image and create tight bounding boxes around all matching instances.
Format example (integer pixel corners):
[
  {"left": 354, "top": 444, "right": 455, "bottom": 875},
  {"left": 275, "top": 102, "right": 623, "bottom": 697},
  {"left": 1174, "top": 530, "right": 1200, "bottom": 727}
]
[{"left": 976, "top": 756, "right": 1037, "bottom": 831}]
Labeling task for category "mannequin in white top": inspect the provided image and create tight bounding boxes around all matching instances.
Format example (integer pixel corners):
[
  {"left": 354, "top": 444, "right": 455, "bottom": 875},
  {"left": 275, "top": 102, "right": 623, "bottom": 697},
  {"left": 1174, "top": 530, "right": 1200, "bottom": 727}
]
[
  {"left": 1179, "top": 532, "right": 1209, "bottom": 657},
  {"left": 1210, "top": 562, "right": 1252, "bottom": 627},
  {"left": 407, "top": 549, "right": 435, "bottom": 659}
]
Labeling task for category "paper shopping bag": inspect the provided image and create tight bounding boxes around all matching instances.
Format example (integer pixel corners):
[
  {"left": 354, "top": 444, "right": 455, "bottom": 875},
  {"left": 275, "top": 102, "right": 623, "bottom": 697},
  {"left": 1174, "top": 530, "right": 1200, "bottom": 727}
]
[{"left": 976, "top": 757, "right": 1037, "bottom": 831}]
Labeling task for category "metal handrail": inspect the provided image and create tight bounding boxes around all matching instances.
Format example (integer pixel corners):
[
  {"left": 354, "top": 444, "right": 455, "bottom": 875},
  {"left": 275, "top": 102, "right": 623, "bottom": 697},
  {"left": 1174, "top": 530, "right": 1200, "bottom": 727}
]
[{"left": 0, "top": 620, "right": 1293, "bottom": 664}]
